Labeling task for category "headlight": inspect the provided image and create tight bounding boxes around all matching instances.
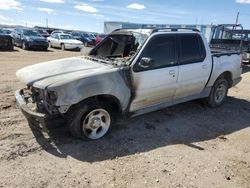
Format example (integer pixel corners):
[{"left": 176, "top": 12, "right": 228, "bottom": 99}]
[{"left": 44, "top": 90, "right": 57, "bottom": 104}]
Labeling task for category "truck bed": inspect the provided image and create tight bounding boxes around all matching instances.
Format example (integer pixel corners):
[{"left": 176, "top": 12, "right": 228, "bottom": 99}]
[{"left": 210, "top": 47, "right": 241, "bottom": 57}]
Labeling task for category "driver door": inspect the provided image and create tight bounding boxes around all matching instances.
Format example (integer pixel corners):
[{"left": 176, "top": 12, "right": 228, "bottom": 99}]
[{"left": 130, "top": 34, "right": 178, "bottom": 112}]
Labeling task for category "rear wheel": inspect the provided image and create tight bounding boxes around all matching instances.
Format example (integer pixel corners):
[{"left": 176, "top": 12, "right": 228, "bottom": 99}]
[
  {"left": 68, "top": 102, "right": 114, "bottom": 140},
  {"left": 207, "top": 78, "right": 229, "bottom": 107}
]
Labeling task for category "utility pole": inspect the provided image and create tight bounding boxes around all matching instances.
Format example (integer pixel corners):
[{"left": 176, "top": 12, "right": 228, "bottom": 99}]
[
  {"left": 235, "top": 12, "right": 239, "bottom": 25},
  {"left": 46, "top": 18, "right": 48, "bottom": 28}
]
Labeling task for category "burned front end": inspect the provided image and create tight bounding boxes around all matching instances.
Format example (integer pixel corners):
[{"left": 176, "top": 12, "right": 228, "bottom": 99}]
[{"left": 15, "top": 87, "right": 61, "bottom": 128}]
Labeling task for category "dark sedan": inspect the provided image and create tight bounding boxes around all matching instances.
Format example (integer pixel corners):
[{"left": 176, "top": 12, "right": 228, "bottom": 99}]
[
  {"left": 71, "top": 32, "right": 95, "bottom": 46},
  {"left": 0, "top": 28, "right": 14, "bottom": 51},
  {"left": 11, "top": 28, "right": 49, "bottom": 51}
]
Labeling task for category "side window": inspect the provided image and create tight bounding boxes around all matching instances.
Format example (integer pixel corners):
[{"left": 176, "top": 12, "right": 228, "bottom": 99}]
[
  {"left": 135, "top": 34, "right": 176, "bottom": 71},
  {"left": 179, "top": 34, "right": 206, "bottom": 65},
  {"left": 51, "top": 34, "right": 55, "bottom": 38}
]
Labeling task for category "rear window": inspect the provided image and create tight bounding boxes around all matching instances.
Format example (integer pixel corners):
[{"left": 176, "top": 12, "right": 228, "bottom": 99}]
[{"left": 179, "top": 34, "right": 206, "bottom": 64}]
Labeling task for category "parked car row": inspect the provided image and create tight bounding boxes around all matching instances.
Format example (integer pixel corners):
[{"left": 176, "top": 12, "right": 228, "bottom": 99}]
[{"left": 0, "top": 26, "right": 108, "bottom": 51}]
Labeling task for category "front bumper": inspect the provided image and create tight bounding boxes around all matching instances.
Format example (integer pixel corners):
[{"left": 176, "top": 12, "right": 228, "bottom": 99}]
[
  {"left": 65, "top": 44, "right": 83, "bottom": 50},
  {"left": 15, "top": 89, "right": 46, "bottom": 127},
  {"left": 26, "top": 41, "right": 48, "bottom": 49},
  {"left": 15, "top": 89, "right": 63, "bottom": 129}
]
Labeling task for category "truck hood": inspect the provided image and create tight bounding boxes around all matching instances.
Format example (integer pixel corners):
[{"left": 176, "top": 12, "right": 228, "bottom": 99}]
[{"left": 16, "top": 56, "right": 115, "bottom": 89}]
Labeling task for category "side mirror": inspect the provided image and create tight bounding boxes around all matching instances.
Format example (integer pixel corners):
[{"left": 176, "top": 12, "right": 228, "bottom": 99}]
[{"left": 139, "top": 57, "right": 153, "bottom": 69}]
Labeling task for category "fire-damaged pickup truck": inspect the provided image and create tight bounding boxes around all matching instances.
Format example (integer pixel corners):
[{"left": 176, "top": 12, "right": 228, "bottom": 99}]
[{"left": 15, "top": 25, "right": 242, "bottom": 140}]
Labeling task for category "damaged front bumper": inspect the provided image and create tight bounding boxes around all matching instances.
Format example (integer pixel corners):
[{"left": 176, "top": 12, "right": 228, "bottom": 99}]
[{"left": 15, "top": 89, "right": 63, "bottom": 129}]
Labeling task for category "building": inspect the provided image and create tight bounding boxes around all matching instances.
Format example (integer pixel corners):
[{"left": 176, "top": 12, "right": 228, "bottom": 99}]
[{"left": 104, "top": 21, "right": 214, "bottom": 41}]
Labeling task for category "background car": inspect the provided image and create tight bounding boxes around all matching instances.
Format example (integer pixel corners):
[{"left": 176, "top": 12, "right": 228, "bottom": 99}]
[
  {"left": 36, "top": 29, "right": 50, "bottom": 38},
  {"left": 47, "top": 33, "right": 83, "bottom": 51},
  {"left": 2, "top": 28, "right": 13, "bottom": 35},
  {"left": 0, "top": 28, "right": 14, "bottom": 51},
  {"left": 71, "top": 32, "right": 95, "bottom": 47},
  {"left": 95, "top": 34, "right": 107, "bottom": 45},
  {"left": 11, "top": 28, "right": 48, "bottom": 51}
]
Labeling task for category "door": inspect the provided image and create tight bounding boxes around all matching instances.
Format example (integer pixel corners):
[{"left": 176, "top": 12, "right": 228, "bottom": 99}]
[
  {"left": 130, "top": 34, "right": 178, "bottom": 112},
  {"left": 174, "top": 33, "right": 212, "bottom": 99},
  {"left": 50, "top": 34, "right": 59, "bottom": 47}
]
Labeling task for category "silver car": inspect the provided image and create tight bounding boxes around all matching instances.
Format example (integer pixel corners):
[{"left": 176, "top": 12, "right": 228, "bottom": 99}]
[{"left": 47, "top": 33, "right": 83, "bottom": 50}]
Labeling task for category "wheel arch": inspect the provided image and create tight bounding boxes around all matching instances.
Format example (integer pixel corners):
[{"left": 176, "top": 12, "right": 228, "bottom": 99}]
[
  {"left": 218, "top": 71, "right": 233, "bottom": 88},
  {"left": 67, "top": 94, "right": 123, "bottom": 115}
]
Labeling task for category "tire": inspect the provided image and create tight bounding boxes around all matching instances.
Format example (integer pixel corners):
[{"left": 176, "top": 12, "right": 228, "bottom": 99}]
[
  {"left": 61, "top": 43, "right": 65, "bottom": 51},
  {"left": 8, "top": 42, "right": 14, "bottom": 51},
  {"left": 67, "top": 101, "right": 114, "bottom": 140},
  {"left": 207, "top": 78, "right": 229, "bottom": 107},
  {"left": 22, "top": 41, "right": 28, "bottom": 50},
  {"left": 43, "top": 47, "right": 48, "bottom": 51}
]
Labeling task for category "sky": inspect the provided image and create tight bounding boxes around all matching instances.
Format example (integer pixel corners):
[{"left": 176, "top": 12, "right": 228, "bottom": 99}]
[{"left": 0, "top": 0, "right": 250, "bottom": 33}]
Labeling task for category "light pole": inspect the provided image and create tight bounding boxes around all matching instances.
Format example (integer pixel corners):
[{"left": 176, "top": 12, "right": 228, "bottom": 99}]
[{"left": 235, "top": 12, "right": 239, "bottom": 25}]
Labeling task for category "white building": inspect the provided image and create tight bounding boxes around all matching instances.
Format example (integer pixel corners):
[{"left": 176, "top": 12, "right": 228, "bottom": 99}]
[{"left": 104, "top": 21, "right": 214, "bottom": 41}]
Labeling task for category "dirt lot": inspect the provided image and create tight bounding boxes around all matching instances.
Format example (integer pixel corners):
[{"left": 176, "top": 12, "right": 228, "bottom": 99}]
[{"left": 0, "top": 47, "right": 249, "bottom": 188}]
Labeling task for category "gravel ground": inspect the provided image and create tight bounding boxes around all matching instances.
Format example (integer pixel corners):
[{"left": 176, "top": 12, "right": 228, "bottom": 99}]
[{"left": 0, "top": 47, "right": 249, "bottom": 188}]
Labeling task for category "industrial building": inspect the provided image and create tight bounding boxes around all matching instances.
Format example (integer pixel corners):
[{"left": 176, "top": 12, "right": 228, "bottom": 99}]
[{"left": 104, "top": 21, "right": 214, "bottom": 41}]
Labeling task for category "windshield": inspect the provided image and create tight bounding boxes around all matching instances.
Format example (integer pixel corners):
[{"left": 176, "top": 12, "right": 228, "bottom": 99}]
[
  {"left": 0, "top": 29, "right": 5, "bottom": 34},
  {"left": 60, "top": 35, "right": 74, "bottom": 39},
  {"left": 23, "top": 30, "right": 39, "bottom": 36},
  {"left": 90, "top": 32, "right": 148, "bottom": 60},
  {"left": 82, "top": 33, "right": 90, "bottom": 38},
  {"left": 38, "top": 30, "right": 48, "bottom": 34}
]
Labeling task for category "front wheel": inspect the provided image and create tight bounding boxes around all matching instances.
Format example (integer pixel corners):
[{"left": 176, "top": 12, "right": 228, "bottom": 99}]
[
  {"left": 68, "top": 103, "right": 114, "bottom": 140},
  {"left": 22, "top": 42, "right": 28, "bottom": 50},
  {"left": 61, "top": 43, "right": 65, "bottom": 51},
  {"left": 48, "top": 41, "right": 51, "bottom": 48},
  {"left": 207, "top": 78, "right": 229, "bottom": 107}
]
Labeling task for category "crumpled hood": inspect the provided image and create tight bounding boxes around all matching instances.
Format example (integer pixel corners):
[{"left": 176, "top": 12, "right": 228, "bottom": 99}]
[{"left": 16, "top": 57, "right": 114, "bottom": 89}]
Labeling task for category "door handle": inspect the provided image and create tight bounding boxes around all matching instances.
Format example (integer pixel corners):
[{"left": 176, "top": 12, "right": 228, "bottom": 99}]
[
  {"left": 202, "top": 64, "right": 207, "bottom": 69},
  {"left": 169, "top": 70, "right": 175, "bottom": 75}
]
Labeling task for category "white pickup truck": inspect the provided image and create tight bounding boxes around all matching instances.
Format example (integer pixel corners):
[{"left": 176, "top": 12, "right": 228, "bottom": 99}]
[{"left": 15, "top": 26, "right": 242, "bottom": 140}]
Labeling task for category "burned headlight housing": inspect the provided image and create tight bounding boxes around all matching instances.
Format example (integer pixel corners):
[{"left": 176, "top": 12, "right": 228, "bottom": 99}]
[{"left": 44, "top": 90, "right": 58, "bottom": 104}]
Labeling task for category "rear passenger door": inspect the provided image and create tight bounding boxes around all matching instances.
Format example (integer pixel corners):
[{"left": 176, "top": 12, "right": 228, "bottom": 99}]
[{"left": 174, "top": 33, "right": 212, "bottom": 99}]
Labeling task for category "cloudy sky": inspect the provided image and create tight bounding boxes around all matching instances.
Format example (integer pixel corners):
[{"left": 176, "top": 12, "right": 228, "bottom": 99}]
[{"left": 0, "top": 0, "right": 250, "bottom": 32}]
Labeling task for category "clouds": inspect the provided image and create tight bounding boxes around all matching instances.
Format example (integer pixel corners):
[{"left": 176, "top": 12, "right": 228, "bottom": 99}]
[
  {"left": 0, "top": 0, "right": 22, "bottom": 10},
  {"left": 127, "top": 3, "right": 146, "bottom": 10},
  {"left": 40, "top": 0, "right": 64, "bottom": 3},
  {"left": 75, "top": 4, "right": 98, "bottom": 13},
  {"left": 0, "top": 14, "right": 13, "bottom": 22},
  {"left": 38, "top": 7, "right": 55, "bottom": 14},
  {"left": 236, "top": 0, "right": 250, "bottom": 3}
]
